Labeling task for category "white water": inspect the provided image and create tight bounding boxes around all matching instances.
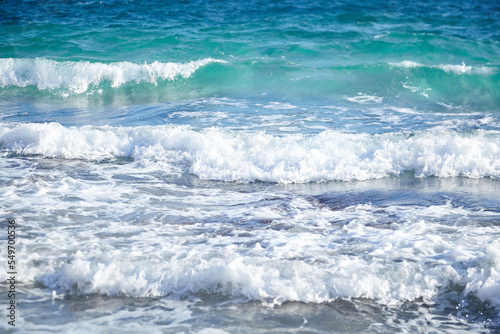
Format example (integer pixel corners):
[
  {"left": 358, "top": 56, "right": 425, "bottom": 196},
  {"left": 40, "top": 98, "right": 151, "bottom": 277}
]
[
  {"left": 6, "top": 172, "right": 499, "bottom": 310},
  {"left": 390, "top": 60, "right": 496, "bottom": 75},
  {"left": 1, "top": 123, "right": 500, "bottom": 182},
  {"left": 0, "top": 58, "right": 226, "bottom": 93}
]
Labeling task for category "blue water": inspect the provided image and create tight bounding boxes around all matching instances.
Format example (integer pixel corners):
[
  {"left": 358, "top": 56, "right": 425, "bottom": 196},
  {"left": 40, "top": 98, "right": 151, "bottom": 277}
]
[{"left": 1, "top": 0, "right": 500, "bottom": 332}]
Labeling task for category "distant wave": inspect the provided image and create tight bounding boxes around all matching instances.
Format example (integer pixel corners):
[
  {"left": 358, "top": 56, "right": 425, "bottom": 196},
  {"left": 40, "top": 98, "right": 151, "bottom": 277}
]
[
  {"left": 390, "top": 60, "right": 496, "bottom": 75},
  {"left": 1, "top": 122, "right": 500, "bottom": 182},
  {"left": 0, "top": 58, "right": 227, "bottom": 94},
  {"left": 0, "top": 58, "right": 497, "bottom": 103}
]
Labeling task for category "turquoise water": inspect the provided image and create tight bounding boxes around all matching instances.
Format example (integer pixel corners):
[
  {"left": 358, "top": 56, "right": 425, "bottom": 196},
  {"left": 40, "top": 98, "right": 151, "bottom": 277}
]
[{"left": 1, "top": 0, "right": 500, "bottom": 332}]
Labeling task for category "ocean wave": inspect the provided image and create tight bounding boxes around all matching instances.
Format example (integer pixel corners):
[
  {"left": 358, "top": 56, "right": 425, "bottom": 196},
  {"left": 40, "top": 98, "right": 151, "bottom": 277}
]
[
  {"left": 0, "top": 58, "right": 497, "bottom": 105},
  {"left": 1, "top": 123, "right": 500, "bottom": 182},
  {"left": 0, "top": 58, "right": 227, "bottom": 94}
]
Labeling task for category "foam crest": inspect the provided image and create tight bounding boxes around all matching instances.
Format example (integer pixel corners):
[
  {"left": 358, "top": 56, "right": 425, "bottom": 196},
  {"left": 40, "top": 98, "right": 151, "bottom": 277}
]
[
  {"left": 37, "top": 246, "right": 440, "bottom": 304},
  {"left": 465, "top": 242, "right": 500, "bottom": 309},
  {"left": 1, "top": 123, "right": 500, "bottom": 182},
  {"left": 390, "top": 60, "right": 495, "bottom": 75},
  {"left": 344, "top": 93, "right": 383, "bottom": 104},
  {"left": 0, "top": 58, "right": 226, "bottom": 93}
]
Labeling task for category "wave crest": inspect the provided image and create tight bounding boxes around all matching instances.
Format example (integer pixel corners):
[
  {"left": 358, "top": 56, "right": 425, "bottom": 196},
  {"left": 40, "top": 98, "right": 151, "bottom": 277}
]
[
  {"left": 390, "top": 60, "right": 495, "bottom": 75},
  {"left": 1, "top": 123, "right": 500, "bottom": 182},
  {"left": 0, "top": 58, "right": 227, "bottom": 93}
]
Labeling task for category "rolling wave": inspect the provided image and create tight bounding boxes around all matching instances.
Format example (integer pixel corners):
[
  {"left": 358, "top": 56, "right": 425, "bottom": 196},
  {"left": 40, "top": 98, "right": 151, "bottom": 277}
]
[
  {"left": 0, "top": 58, "right": 226, "bottom": 94},
  {"left": 0, "top": 58, "right": 496, "bottom": 97},
  {"left": 1, "top": 122, "right": 499, "bottom": 182}
]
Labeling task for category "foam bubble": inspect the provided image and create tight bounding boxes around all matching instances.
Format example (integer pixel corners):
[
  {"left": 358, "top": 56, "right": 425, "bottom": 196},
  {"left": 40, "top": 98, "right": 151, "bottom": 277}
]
[{"left": 0, "top": 58, "right": 226, "bottom": 93}]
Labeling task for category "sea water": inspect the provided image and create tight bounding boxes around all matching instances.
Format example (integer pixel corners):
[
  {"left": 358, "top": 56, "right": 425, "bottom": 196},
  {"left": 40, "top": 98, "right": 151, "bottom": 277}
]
[{"left": 1, "top": 0, "right": 500, "bottom": 332}]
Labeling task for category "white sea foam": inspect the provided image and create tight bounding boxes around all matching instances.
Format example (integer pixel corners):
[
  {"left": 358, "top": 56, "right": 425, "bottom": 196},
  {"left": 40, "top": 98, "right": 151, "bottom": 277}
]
[
  {"left": 0, "top": 58, "right": 226, "bottom": 93},
  {"left": 205, "top": 97, "right": 249, "bottom": 108},
  {"left": 1, "top": 123, "right": 500, "bottom": 182},
  {"left": 168, "top": 111, "right": 229, "bottom": 120},
  {"left": 390, "top": 60, "right": 495, "bottom": 75},
  {"left": 10, "top": 192, "right": 499, "bottom": 309},
  {"left": 2, "top": 140, "right": 499, "bottom": 311},
  {"left": 392, "top": 60, "right": 423, "bottom": 69},
  {"left": 437, "top": 63, "right": 494, "bottom": 75},
  {"left": 402, "top": 83, "right": 431, "bottom": 97},
  {"left": 262, "top": 102, "right": 298, "bottom": 110},
  {"left": 465, "top": 242, "right": 500, "bottom": 309},
  {"left": 344, "top": 93, "right": 383, "bottom": 104}
]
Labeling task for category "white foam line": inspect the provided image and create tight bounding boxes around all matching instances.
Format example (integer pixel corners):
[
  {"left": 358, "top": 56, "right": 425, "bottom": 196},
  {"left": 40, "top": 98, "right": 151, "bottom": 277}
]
[
  {"left": 0, "top": 57, "right": 227, "bottom": 93},
  {"left": 389, "top": 60, "right": 495, "bottom": 75},
  {"left": 1, "top": 123, "right": 500, "bottom": 183}
]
